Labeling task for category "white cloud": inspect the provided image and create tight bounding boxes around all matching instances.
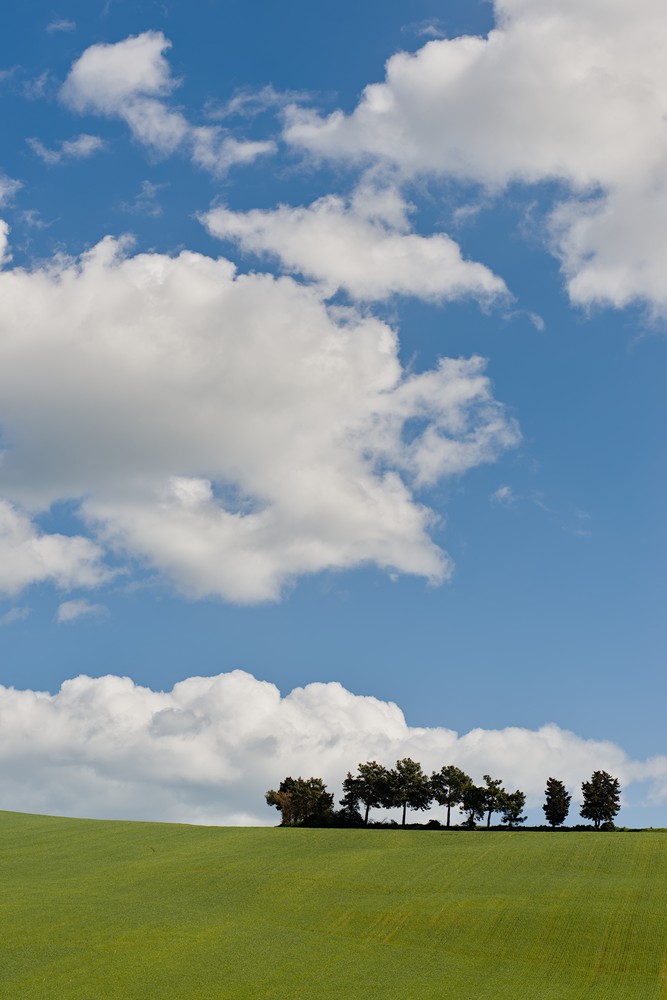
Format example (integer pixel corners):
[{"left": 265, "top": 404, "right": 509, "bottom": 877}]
[
  {"left": 0, "top": 500, "right": 110, "bottom": 597},
  {"left": 190, "top": 130, "right": 275, "bottom": 176},
  {"left": 61, "top": 31, "right": 275, "bottom": 176},
  {"left": 0, "top": 669, "right": 664, "bottom": 825},
  {"left": 61, "top": 31, "right": 175, "bottom": 113},
  {"left": 27, "top": 133, "right": 106, "bottom": 165},
  {"left": 55, "top": 599, "right": 109, "bottom": 624},
  {"left": 0, "top": 606, "right": 31, "bottom": 626},
  {"left": 0, "top": 219, "right": 11, "bottom": 266},
  {"left": 202, "top": 181, "right": 507, "bottom": 304},
  {"left": 0, "top": 228, "right": 517, "bottom": 602},
  {"left": 285, "top": 0, "right": 667, "bottom": 314}
]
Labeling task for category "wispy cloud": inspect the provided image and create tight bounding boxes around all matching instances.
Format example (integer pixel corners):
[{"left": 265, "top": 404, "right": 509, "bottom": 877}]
[
  {"left": 0, "top": 173, "right": 21, "bottom": 206},
  {"left": 27, "top": 133, "right": 106, "bottom": 165},
  {"left": 55, "top": 599, "right": 109, "bottom": 624},
  {"left": 46, "top": 19, "right": 76, "bottom": 34},
  {"left": 402, "top": 19, "right": 448, "bottom": 39},
  {"left": 491, "top": 485, "right": 516, "bottom": 507},
  {"left": 0, "top": 607, "right": 31, "bottom": 627},
  {"left": 19, "top": 209, "right": 55, "bottom": 230},
  {"left": 207, "top": 84, "right": 311, "bottom": 121},
  {"left": 23, "top": 71, "right": 55, "bottom": 101},
  {"left": 493, "top": 486, "right": 592, "bottom": 537},
  {"left": 120, "top": 179, "right": 166, "bottom": 217}
]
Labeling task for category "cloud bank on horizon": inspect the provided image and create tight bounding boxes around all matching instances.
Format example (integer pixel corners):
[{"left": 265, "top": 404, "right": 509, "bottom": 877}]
[{"left": 1, "top": 669, "right": 665, "bottom": 826}]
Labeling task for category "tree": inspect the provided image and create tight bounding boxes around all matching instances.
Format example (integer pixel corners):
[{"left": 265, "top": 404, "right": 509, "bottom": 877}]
[
  {"left": 265, "top": 776, "right": 334, "bottom": 826},
  {"left": 461, "top": 783, "right": 487, "bottom": 828},
  {"left": 543, "top": 777, "right": 571, "bottom": 828},
  {"left": 388, "top": 758, "right": 432, "bottom": 826},
  {"left": 580, "top": 771, "right": 621, "bottom": 829},
  {"left": 430, "top": 765, "right": 472, "bottom": 827},
  {"left": 499, "top": 789, "right": 527, "bottom": 828},
  {"left": 482, "top": 774, "right": 505, "bottom": 828},
  {"left": 340, "top": 761, "right": 392, "bottom": 825}
]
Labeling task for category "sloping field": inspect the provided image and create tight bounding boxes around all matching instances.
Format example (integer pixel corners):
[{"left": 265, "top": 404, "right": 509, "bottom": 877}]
[{"left": 1, "top": 811, "right": 665, "bottom": 999}]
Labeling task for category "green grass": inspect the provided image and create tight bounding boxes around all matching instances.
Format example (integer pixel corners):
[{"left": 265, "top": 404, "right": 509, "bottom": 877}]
[{"left": 1, "top": 811, "right": 666, "bottom": 999}]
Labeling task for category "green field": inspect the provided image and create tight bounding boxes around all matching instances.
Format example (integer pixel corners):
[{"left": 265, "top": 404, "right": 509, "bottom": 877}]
[{"left": 1, "top": 811, "right": 666, "bottom": 999}]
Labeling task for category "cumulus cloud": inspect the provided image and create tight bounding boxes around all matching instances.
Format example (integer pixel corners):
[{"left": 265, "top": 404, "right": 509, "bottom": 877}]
[
  {"left": 27, "top": 133, "right": 106, "bottom": 165},
  {"left": 61, "top": 31, "right": 275, "bottom": 175},
  {"left": 55, "top": 599, "right": 109, "bottom": 624},
  {"left": 0, "top": 669, "right": 664, "bottom": 825},
  {"left": 202, "top": 181, "right": 507, "bottom": 303},
  {"left": 0, "top": 501, "right": 111, "bottom": 597},
  {"left": 285, "top": 0, "right": 667, "bottom": 314},
  {"left": 0, "top": 226, "right": 517, "bottom": 602},
  {"left": 0, "top": 219, "right": 11, "bottom": 266}
]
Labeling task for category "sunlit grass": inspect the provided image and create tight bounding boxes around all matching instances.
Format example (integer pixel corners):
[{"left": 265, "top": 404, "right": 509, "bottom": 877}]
[{"left": 1, "top": 811, "right": 666, "bottom": 998}]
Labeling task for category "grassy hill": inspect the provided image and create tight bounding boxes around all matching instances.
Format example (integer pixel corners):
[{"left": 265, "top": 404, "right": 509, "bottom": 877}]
[{"left": 1, "top": 811, "right": 666, "bottom": 999}]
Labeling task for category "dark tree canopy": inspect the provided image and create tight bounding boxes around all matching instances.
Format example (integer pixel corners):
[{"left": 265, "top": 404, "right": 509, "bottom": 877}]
[
  {"left": 264, "top": 761, "right": 622, "bottom": 833},
  {"left": 340, "top": 761, "right": 392, "bottom": 825},
  {"left": 430, "top": 765, "right": 472, "bottom": 827},
  {"left": 543, "top": 777, "right": 571, "bottom": 828},
  {"left": 499, "top": 789, "right": 527, "bottom": 828},
  {"left": 389, "top": 758, "right": 433, "bottom": 826},
  {"left": 482, "top": 774, "right": 505, "bottom": 828},
  {"left": 580, "top": 771, "right": 621, "bottom": 829},
  {"left": 266, "top": 776, "right": 334, "bottom": 826},
  {"left": 461, "top": 783, "right": 487, "bottom": 828}
]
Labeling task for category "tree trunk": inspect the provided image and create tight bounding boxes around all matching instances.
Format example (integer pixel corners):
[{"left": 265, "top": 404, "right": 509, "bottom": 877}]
[
  {"left": 402, "top": 801, "right": 407, "bottom": 826},
  {"left": 364, "top": 803, "right": 370, "bottom": 825},
  {"left": 446, "top": 802, "right": 451, "bottom": 828},
  {"left": 486, "top": 809, "right": 491, "bottom": 828}
]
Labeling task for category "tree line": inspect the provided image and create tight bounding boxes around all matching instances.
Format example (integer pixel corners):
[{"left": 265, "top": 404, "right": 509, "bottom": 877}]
[{"left": 266, "top": 760, "right": 622, "bottom": 830}]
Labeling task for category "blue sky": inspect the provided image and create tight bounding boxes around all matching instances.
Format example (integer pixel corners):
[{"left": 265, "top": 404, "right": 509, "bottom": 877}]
[{"left": 0, "top": 0, "right": 665, "bottom": 827}]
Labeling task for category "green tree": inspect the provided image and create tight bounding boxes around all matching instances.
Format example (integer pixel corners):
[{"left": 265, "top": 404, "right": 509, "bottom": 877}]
[
  {"left": 543, "top": 777, "right": 571, "bottom": 828},
  {"left": 461, "top": 783, "right": 487, "bottom": 828},
  {"left": 430, "top": 765, "right": 472, "bottom": 827},
  {"left": 482, "top": 774, "right": 505, "bottom": 828},
  {"left": 265, "top": 776, "right": 334, "bottom": 826},
  {"left": 580, "top": 771, "right": 621, "bottom": 829},
  {"left": 388, "top": 758, "right": 432, "bottom": 826},
  {"left": 499, "top": 789, "right": 527, "bottom": 828},
  {"left": 340, "top": 761, "right": 392, "bottom": 825}
]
